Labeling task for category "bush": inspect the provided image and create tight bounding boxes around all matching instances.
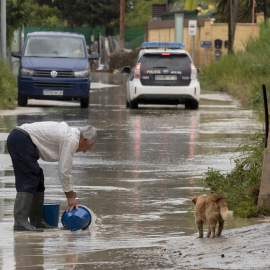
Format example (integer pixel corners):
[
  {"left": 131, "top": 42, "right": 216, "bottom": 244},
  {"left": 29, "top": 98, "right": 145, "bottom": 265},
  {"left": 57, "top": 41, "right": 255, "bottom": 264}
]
[
  {"left": 237, "top": 201, "right": 258, "bottom": 218},
  {"left": 0, "top": 57, "right": 17, "bottom": 109}
]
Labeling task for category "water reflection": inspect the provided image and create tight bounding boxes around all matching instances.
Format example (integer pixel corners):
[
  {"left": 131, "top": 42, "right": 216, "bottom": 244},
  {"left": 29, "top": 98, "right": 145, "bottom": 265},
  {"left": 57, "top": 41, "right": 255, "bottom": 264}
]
[
  {"left": 13, "top": 231, "right": 89, "bottom": 269},
  {"left": 14, "top": 235, "right": 44, "bottom": 269}
]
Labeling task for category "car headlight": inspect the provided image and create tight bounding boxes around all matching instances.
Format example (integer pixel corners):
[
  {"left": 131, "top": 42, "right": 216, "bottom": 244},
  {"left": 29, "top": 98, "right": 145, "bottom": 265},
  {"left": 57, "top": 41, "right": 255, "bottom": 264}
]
[
  {"left": 74, "top": 70, "right": 89, "bottom": 78},
  {"left": 21, "top": 68, "right": 34, "bottom": 76}
]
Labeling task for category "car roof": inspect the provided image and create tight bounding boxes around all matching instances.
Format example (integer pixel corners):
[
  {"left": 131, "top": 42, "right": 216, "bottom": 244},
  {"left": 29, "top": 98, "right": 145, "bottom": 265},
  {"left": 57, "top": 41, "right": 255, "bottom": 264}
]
[
  {"left": 26, "top": 31, "right": 85, "bottom": 39},
  {"left": 140, "top": 48, "right": 188, "bottom": 54},
  {"left": 142, "top": 42, "right": 185, "bottom": 49},
  {"left": 138, "top": 42, "right": 190, "bottom": 58},
  {"left": 138, "top": 48, "right": 190, "bottom": 58}
]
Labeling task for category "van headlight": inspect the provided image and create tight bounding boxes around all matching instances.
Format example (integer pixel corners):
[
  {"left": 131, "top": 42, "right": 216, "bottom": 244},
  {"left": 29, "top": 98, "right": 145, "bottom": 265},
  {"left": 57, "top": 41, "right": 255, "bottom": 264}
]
[
  {"left": 74, "top": 70, "right": 89, "bottom": 78},
  {"left": 21, "top": 68, "right": 34, "bottom": 76}
]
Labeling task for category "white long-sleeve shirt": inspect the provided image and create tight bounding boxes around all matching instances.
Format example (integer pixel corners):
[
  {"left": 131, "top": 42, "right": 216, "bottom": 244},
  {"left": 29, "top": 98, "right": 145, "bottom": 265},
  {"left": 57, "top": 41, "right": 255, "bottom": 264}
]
[{"left": 19, "top": 121, "right": 80, "bottom": 192}]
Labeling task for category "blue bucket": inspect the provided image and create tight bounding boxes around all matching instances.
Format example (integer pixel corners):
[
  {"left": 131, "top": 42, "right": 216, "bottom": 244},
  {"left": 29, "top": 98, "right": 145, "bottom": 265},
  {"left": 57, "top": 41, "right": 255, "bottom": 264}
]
[
  {"left": 61, "top": 206, "right": 92, "bottom": 232},
  {"left": 43, "top": 203, "right": 61, "bottom": 228}
]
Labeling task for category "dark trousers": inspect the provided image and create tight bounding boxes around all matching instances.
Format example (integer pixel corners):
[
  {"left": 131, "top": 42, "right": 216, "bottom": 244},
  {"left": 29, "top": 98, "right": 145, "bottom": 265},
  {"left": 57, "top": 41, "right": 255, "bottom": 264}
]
[{"left": 7, "top": 129, "right": 45, "bottom": 193}]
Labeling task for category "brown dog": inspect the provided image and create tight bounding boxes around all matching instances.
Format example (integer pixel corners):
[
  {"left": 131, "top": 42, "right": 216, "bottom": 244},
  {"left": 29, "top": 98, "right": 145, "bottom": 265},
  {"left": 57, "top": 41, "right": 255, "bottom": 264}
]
[{"left": 192, "top": 194, "right": 233, "bottom": 238}]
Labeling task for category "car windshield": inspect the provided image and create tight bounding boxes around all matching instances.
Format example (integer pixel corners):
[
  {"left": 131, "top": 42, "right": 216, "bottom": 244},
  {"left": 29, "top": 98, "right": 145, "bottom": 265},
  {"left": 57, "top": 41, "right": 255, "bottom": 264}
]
[
  {"left": 24, "top": 36, "right": 86, "bottom": 58},
  {"left": 140, "top": 54, "right": 191, "bottom": 69}
]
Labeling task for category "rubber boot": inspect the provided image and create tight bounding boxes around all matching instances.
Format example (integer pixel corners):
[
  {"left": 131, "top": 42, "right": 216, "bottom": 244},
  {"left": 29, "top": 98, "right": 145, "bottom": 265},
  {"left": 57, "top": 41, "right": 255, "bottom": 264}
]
[
  {"left": 29, "top": 192, "right": 54, "bottom": 229},
  {"left": 14, "top": 192, "right": 43, "bottom": 232}
]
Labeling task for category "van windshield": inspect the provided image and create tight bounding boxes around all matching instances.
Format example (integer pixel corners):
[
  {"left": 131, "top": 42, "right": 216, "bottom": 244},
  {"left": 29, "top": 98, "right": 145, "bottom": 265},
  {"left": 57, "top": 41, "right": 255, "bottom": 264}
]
[{"left": 24, "top": 36, "right": 86, "bottom": 58}]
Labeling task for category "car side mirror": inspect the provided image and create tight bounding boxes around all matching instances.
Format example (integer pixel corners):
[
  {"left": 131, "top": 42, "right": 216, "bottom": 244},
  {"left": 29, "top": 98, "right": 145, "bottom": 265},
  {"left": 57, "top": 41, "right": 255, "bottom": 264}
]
[
  {"left": 89, "top": 52, "right": 99, "bottom": 60},
  {"left": 12, "top": 51, "right": 21, "bottom": 58},
  {"left": 121, "top": 66, "right": 131, "bottom": 74}
]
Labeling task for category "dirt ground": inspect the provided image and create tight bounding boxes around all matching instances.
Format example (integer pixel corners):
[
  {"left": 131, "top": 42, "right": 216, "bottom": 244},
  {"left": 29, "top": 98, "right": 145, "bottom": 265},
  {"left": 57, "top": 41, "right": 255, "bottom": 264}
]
[{"left": 159, "top": 219, "right": 270, "bottom": 269}]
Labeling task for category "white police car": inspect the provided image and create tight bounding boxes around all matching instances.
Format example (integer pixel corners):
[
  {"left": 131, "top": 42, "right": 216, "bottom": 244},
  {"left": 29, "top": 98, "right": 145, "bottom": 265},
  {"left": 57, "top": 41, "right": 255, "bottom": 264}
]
[{"left": 121, "top": 42, "right": 200, "bottom": 109}]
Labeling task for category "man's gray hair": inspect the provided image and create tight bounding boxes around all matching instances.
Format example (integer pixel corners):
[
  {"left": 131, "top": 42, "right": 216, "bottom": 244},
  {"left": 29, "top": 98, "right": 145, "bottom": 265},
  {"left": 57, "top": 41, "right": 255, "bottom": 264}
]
[{"left": 78, "top": 125, "right": 97, "bottom": 144}]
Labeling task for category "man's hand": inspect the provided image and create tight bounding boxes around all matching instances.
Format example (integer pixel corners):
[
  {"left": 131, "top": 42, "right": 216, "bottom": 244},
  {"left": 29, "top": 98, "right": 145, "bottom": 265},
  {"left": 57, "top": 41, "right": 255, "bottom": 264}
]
[{"left": 65, "top": 191, "right": 80, "bottom": 212}]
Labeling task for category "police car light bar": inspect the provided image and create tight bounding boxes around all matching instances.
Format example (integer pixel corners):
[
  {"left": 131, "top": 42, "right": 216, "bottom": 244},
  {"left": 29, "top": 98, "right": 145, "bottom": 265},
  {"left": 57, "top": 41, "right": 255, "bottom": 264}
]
[{"left": 141, "top": 42, "right": 185, "bottom": 49}]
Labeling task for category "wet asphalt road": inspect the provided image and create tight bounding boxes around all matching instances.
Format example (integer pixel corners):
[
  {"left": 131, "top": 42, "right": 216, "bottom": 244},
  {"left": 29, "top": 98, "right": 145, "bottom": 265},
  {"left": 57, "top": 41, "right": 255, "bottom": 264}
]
[{"left": 0, "top": 72, "right": 263, "bottom": 269}]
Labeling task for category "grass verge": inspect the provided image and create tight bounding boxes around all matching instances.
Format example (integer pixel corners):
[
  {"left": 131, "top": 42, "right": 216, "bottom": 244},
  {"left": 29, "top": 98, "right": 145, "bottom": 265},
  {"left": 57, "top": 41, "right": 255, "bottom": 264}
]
[
  {"left": 199, "top": 23, "right": 270, "bottom": 217},
  {"left": 200, "top": 132, "right": 270, "bottom": 217},
  {"left": 0, "top": 57, "right": 17, "bottom": 109}
]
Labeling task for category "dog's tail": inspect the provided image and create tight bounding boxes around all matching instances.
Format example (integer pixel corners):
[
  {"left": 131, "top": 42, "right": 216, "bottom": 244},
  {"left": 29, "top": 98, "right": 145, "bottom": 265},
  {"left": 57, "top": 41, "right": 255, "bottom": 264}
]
[
  {"left": 220, "top": 207, "right": 233, "bottom": 221},
  {"left": 217, "top": 197, "right": 233, "bottom": 221},
  {"left": 211, "top": 194, "right": 233, "bottom": 221}
]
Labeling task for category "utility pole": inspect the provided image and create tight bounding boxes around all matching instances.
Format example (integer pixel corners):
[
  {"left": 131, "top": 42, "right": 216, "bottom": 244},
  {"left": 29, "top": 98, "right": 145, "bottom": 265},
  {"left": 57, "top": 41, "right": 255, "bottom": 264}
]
[
  {"left": 166, "top": 0, "right": 171, "bottom": 11},
  {"left": 264, "top": 0, "right": 268, "bottom": 22},
  {"left": 1, "top": 0, "right": 7, "bottom": 60},
  {"left": 144, "top": 22, "right": 148, "bottom": 42},
  {"left": 120, "top": 0, "right": 125, "bottom": 49},
  {"left": 227, "top": 0, "right": 233, "bottom": 53},
  {"left": 251, "top": 0, "right": 256, "bottom": 36}
]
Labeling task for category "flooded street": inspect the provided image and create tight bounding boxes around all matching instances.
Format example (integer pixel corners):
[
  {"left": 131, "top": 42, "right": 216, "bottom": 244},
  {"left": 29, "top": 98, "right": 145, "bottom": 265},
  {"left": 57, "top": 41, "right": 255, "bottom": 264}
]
[{"left": 0, "top": 72, "right": 264, "bottom": 269}]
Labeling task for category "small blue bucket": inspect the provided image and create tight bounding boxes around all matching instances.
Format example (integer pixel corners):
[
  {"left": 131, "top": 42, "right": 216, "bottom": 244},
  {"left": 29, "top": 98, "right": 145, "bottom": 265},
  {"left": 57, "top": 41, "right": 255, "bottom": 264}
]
[
  {"left": 43, "top": 203, "right": 61, "bottom": 228},
  {"left": 61, "top": 206, "right": 92, "bottom": 232}
]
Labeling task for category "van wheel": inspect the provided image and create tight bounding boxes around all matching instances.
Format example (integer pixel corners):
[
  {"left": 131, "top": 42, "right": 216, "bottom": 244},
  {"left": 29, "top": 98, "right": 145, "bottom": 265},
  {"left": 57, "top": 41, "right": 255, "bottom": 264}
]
[
  {"left": 18, "top": 95, "right": 28, "bottom": 107},
  {"left": 130, "top": 100, "right": 138, "bottom": 109},
  {"left": 80, "top": 97, "right": 89, "bottom": 108}
]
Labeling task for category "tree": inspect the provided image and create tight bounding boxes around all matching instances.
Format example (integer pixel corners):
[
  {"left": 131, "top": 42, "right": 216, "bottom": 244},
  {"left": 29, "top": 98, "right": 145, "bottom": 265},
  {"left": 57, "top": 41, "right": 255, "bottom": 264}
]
[
  {"left": 32, "top": 0, "right": 92, "bottom": 27},
  {"left": 29, "top": 4, "right": 65, "bottom": 27},
  {"left": 6, "top": 0, "right": 32, "bottom": 47},
  {"left": 33, "top": 0, "right": 55, "bottom": 7},
  {"left": 52, "top": 0, "right": 85, "bottom": 27},
  {"left": 213, "top": 0, "right": 268, "bottom": 53},
  {"left": 86, "top": 0, "right": 121, "bottom": 35},
  {"left": 125, "top": 0, "right": 166, "bottom": 29},
  {"left": 214, "top": 0, "right": 266, "bottom": 23},
  {"left": 184, "top": 0, "right": 197, "bottom": 10},
  {"left": 38, "top": 0, "right": 121, "bottom": 33}
]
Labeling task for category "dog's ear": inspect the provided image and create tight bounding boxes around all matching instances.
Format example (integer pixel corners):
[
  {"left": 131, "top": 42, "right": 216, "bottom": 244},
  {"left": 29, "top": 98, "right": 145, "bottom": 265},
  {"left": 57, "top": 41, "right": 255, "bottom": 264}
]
[
  {"left": 210, "top": 194, "right": 223, "bottom": 202},
  {"left": 192, "top": 196, "right": 198, "bottom": 204}
]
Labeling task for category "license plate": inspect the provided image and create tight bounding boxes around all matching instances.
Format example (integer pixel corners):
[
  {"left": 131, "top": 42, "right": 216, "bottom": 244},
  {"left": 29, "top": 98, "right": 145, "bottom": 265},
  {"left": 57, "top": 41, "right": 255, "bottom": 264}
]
[
  {"left": 43, "top": 90, "right": 63, "bottom": 95},
  {"left": 155, "top": 75, "right": 177, "bottom": 80}
]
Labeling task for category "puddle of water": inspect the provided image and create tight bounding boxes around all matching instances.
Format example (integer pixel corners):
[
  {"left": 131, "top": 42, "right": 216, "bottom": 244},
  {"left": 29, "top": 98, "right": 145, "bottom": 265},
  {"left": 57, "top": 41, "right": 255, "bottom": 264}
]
[{"left": 0, "top": 73, "right": 264, "bottom": 268}]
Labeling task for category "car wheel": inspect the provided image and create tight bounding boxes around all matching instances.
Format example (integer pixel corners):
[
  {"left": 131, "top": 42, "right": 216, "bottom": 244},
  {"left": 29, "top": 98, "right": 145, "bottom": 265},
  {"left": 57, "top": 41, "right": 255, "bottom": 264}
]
[
  {"left": 129, "top": 100, "right": 138, "bottom": 109},
  {"left": 18, "top": 95, "right": 28, "bottom": 107},
  {"left": 80, "top": 97, "right": 89, "bottom": 108},
  {"left": 185, "top": 100, "right": 198, "bottom": 110},
  {"left": 190, "top": 100, "right": 199, "bottom": 110}
]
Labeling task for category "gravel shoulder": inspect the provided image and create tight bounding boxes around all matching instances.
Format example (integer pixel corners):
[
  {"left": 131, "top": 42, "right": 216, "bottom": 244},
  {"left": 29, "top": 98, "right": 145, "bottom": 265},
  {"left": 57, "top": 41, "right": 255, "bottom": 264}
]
[{"left": 162, "top": 221, "right": 270, "bottom": 269}]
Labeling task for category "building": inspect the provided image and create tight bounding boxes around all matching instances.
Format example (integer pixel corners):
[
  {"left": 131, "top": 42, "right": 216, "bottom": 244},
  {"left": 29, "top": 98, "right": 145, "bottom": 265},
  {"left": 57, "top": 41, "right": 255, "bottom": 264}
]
[{"left": 147, "top": 10, "right": 264, "bottom": 67}]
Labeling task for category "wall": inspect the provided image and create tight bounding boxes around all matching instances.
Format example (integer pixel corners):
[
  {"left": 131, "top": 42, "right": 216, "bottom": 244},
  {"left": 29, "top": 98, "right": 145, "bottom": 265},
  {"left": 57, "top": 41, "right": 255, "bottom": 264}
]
[{"left": 147, "top": 13, "right": 264, "bottom": 67}]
